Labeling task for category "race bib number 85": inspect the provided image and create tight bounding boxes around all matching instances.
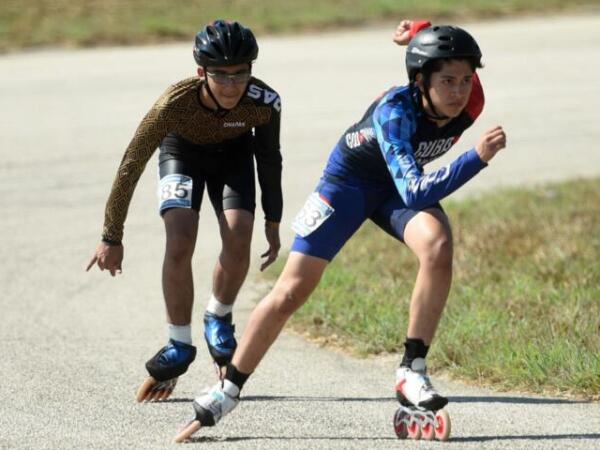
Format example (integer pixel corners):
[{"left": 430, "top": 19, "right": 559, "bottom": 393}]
[
  {"left": 291, "top": 192, "right": 335, "bottom": 238},
  {"left": 158, "top": 174, "right": 193, "bottom": 212}
]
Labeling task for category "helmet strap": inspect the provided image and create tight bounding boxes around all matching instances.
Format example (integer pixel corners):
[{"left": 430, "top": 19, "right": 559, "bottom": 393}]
[
  {"left": 201, "top": 68, "right": 228, "bottom": 116},
  {"left": 200, "top": 65, "right": 252, "bottom": 115},
  {"left": 420, "top": 75, "right": 449, "bottom": 121}
]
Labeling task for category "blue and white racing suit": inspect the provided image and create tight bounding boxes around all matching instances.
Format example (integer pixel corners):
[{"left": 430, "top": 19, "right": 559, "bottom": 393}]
[{"left": 291, "top": 76, "right": 486, "bottom": 261}]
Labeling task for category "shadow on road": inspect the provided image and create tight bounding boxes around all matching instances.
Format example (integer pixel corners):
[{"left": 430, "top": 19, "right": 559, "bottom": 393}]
[
  {"left": 242, "top": 394, "right": 588, "bottom": 405},
  {"left": 158, "top": 394, "right": 589, "bottom": 405},
  {"left": 449, "top": 395, "right": 589, "bottom": 405},
  {"left": 453, "top": 433, "right": 600, "bottom": 443},
  {"left": 185, "top": 435, "right": 398, "bottom": 443},
  {"left": 184, "top": 433, "right": 600, "bottom": 444},
  {"left": 154, "top": 395, "right": 391, "bottom": 403},
  {"left": 243, "top": 395, "right": 390, "bottom": 402}
]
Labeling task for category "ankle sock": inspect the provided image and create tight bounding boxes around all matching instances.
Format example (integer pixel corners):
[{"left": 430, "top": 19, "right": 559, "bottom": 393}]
[
  {"left": 400, "top": 338, "right": 429, "bottom": 368},
  {"left": 206, "top": 293, "right": 233, "bottom": 317},
  {"left": 168, "top": 323, "right": 192, "bottom": 344},
  {"left": 225, "top": 364, "right": 251, "bottom": 393}
]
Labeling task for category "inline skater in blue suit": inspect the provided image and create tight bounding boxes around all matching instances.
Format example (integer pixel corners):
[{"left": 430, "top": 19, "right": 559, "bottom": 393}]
[{"left": 175, "top": 20, "right": 506, "bottom": 442}]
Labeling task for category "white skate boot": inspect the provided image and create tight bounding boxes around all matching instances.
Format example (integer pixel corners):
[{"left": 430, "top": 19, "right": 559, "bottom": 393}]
[
  {"left": 393, "top": 358, "right": 451, "bottom": 441},
  {"left": 395, "top": 357, "right": 448, "bottom": 410},
  {"left": 174, "top": 380, "right": 240, "bottom": 443}
]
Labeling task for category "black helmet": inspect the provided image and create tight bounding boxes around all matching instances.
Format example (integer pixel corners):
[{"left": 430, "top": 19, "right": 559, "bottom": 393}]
[
  {"left": 406, "top": 25, "right": 482, "bottom": 81},
  {"left": 193, "top": 20, "right": 258, "bottom": 67}
]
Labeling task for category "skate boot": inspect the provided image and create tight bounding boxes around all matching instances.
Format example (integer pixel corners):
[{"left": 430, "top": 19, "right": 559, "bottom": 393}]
[
  {"left": 136, "top": 339, "right": 197, "bottom": 402},
  {"left": 393, "top": 358, "right": 451, "bottom": 441},
  {"left": 203, "top": 312, "right": 237, "bottom": 379},
  {"left": 174, "top": 380, "right": 240, "bottom": 443}
]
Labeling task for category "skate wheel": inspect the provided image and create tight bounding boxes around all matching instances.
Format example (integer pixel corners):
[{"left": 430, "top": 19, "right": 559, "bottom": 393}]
[
  {"left": 421, "top": 421, "right": 435, "bottom": 440},
  {"left": 393, "top": 408, "right": 409, "bottom": 439},
  {"left": 155, "top": 387, "right": 173, "bottom": 402},
  {"left": 136, "top": 376, "right": 177, "bottom": 402},
  {"left": 407, "top": 418, "right": 421, "bottom": 440},
  {"left": 136, "top": 377, "right": 158, "bottom": 402},
  {"left": 174, "top": 419, "right": 202, "bottom": 443},
  {"left": 434, "top": 409, "right": 451, "bottom": 441}
]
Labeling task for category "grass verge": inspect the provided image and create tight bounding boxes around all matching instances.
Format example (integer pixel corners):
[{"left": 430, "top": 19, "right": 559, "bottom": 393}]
[
  {"left": 1, "top": 0, "right": 598, "bottom": 52},
  {"left": 264, "top": 177, "right": 600, "bottom": 399}
]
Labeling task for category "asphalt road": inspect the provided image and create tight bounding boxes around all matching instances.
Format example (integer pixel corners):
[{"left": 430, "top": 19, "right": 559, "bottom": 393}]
[{"left": 1, "top": 13, "right": 599, "bottom": 450}]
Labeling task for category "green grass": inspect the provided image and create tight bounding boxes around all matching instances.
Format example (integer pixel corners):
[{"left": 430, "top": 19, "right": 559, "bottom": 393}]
[
  {"left": 1, "top": 0, "right": 597, "bottom": 52},
  {"left": 265, "top": 178, "right": 600, "bottom": 399}
]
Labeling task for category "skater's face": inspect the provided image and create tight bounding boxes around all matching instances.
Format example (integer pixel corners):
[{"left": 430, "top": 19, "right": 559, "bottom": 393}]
[
  {"left": 198, "top": 63, "right": 251, "bottom": 110},
  {"left": 418, "top": 59, "right": 474, "bottom": 120}
]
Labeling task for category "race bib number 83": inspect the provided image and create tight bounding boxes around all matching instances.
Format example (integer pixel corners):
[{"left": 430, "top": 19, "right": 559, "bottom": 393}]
[
  {"left": 291, "top": 192, "right": 335, "bottom": 238},
  {"left": 158, "top": 174, "right": 193, "bottom": 212}
]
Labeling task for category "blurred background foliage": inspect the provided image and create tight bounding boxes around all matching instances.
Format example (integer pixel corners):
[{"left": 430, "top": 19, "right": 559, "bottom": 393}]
[{"left": 1, "top": 0, "right": 596, "bottom": 52}]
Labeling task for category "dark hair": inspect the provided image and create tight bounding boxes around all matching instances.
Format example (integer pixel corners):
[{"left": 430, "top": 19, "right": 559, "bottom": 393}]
[{"left": 421, "top": 56, "right": 482, "bottom": 78}]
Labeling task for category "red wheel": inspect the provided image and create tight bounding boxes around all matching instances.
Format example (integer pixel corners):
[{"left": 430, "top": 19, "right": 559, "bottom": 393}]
[
  {"left": 407, "top": 419, "right": 422, "bottom": 440},
  {"left": 393, "top": 408, "right": 409, "bottom": 439},
  {"left": 421, "top": 420, "right": 435, "bottom": 440},
  {"left": 434, "top": 409, "right": 451, "bottom": 441}
]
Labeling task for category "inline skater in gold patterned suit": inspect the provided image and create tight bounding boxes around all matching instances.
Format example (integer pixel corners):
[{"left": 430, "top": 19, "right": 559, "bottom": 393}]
[{"left": 87, "top": 20, "right": 283, "bottom": 401}]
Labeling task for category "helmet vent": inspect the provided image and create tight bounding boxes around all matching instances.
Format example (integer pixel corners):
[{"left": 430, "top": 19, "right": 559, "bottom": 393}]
[
  {"left": 405, "top": 24, "right": 482, "bottom": 81},
  {"left": 193, "top": 20, "right": 259, "bottom": 67}
]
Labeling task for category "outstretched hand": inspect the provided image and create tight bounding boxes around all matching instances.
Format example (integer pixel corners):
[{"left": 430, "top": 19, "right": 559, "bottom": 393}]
[
  {"left": 260, "top": 221, "right": 280, "bottom": 271},
  {"left": 393, "top": 20, "right": 413, "bottom": 46},
  {"left": 86, "top": 241, "right": 124, "bottom": 276}
]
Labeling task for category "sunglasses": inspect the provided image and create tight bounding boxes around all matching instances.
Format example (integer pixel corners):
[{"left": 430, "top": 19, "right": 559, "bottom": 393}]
[{"left": 206, "top": 70, "right": 251, "bottom": 85}]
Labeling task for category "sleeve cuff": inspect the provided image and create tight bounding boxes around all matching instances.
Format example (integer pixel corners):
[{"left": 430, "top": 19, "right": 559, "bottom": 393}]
[
  {"left": 409, "top": 20, "right": 432, "bottom": 39},
  {"left": 102, "top": 237, "right": 122, "bottom": 246},
  {"left": 467, "top": 147, "right": 488, "bottom": 168}
]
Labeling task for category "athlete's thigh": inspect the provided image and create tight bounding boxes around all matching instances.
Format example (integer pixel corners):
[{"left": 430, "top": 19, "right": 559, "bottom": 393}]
[
  {"left": 158, "top": 141, "right": 207, "bottom": 215},
  {"left": 290, "top": 177, "right": 373, "bottom": 261},
  {"left": 370, "top": 190, "right": 446, "bottom": 244},
  {"left": 206, "top": 148, "right": 256, "bottom": 217},
  {"left": 163, "top": 207, "right": 200, "bottom": 244}
]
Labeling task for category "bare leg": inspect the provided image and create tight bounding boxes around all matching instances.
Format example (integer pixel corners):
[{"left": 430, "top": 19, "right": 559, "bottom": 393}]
[
  {"left": 402, "top": 208, "right": 453, "bottom": 345},
  {"left": 173, "top": 252, "right": 327, "bottom": 441},
  {"left": 212, "top": 209, "right": 254, "bottom": 305},
  {"left": 162, "top": 208, "right": 199, "bottom": 325},
  {"left": 233, "top": 252, "right": 329, "bottom": 373}
]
